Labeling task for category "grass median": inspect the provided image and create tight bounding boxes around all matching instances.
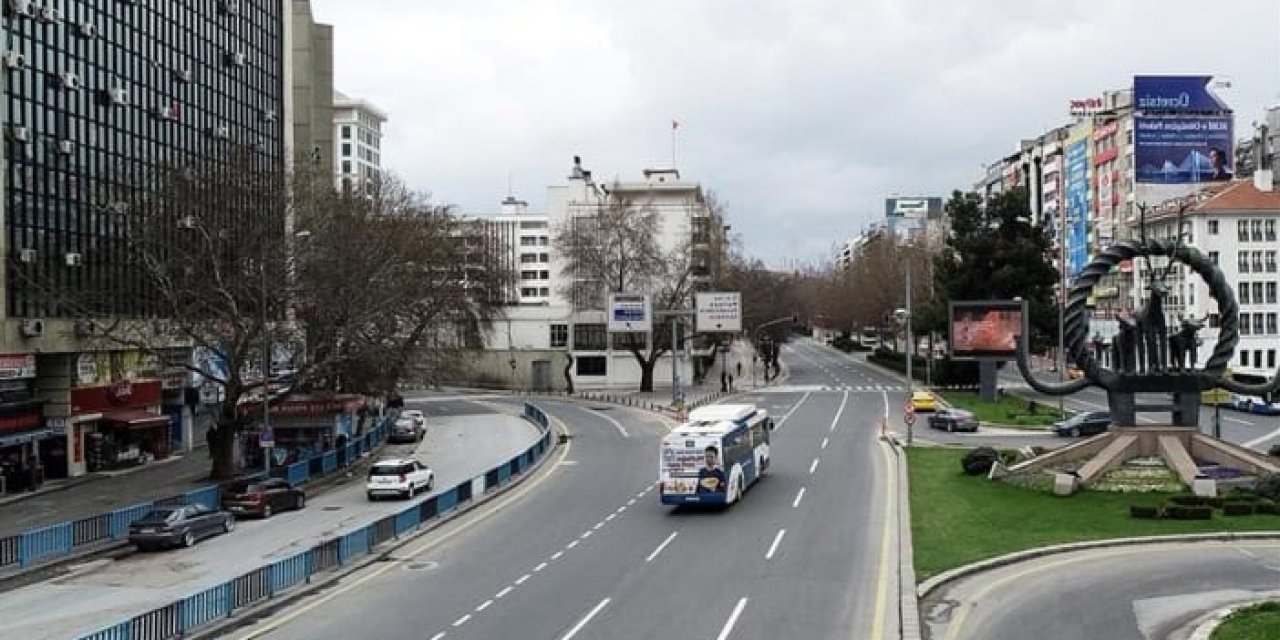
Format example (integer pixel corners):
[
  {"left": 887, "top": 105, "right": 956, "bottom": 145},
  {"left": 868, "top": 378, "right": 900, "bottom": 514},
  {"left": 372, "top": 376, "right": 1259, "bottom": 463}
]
[
  {"left": 908, "top": 447, "right": 1280, "bottom": 581},
  {"left": 935, "top": 391, "right": 1067, "bottom": 428},
  {"left": 1212, "top": 601, "right": 1280, "bottom": 640}
]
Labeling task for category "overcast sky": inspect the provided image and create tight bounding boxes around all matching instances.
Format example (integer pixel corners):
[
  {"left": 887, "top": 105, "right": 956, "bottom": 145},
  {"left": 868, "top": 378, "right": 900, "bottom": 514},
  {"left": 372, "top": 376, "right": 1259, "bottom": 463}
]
[{"left": 312, "top": 0, "right": 1279, "bottom": 268}]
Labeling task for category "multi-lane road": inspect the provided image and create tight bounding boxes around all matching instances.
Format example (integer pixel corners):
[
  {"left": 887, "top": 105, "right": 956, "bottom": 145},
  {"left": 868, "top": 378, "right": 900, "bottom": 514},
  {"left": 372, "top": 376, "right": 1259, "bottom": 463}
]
[{"left": 223, "top": 340, "right": 914, "bottom": 640}]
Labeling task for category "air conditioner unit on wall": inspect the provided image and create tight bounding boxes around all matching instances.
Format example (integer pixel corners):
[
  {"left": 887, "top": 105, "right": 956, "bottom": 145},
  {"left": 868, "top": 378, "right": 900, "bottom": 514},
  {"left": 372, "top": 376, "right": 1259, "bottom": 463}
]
[
  {"left": 4, "top": 51, "right": 25, "bottom": 69},
  {"left": 78, "top": 21, "right": 97, "bottom": 37},
  {"left": 219, "top": 0, "right": 240, "bottom": 16},
  {"left": 57, "top": 139, "right": 74, "bottom": 155},
  {"left": 73, "top": 319, "right": 96, "bottom": 337},
  {"left": 65, "top": 252, "right": 82, "bottom": 266},
  {"left": 20, "top": 319, "right": 44, "bottom": 338},
  {"left": 174, "top": 67, "right": 193, "bottom": 83},
  {"left": 177, "top": 214, "right": 195, "bottom": 229},
  {"left": 59, "top": 71, "right": 80, "bottom": 89},
  {"left": 225, "top": 51, "right": 245, "bottom": 67},
  {"left": 7, "top": 124, "right": 29, "bottom": 143},
  {"left": 17, "top": 248, "right": 35, "bottom": 263},
  {"left": 37, "top": 5, "right": 58, "bottom": 22},
  {"left": 104, "top": 87, "right": 128, "bottom": 105},
  {"left": 210, "top": 125, "right": 230, "bottom": 139},
  {"left": 8, "top": 0, "right": 34, "bottom": 18}
]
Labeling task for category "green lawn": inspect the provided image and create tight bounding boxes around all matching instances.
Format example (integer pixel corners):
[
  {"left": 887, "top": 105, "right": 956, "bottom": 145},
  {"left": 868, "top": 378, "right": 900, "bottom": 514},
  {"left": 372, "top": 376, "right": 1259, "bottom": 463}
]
[
  {"left": 908, "top": 447, "right": 1280, "bottom": 580},
  {"left": 936, "top": 391, "right": 1068, "bottom": 427},
  {"left": 1212, "top": 601, "right": 1280, "bottom": 640}
]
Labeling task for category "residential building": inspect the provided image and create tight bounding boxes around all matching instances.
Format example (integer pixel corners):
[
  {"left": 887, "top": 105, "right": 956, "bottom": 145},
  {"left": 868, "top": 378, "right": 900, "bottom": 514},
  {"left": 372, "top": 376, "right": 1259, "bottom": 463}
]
[
  {"left": 291, "top": 0, "right": 336, "bottom": 175},
  {"left": 333, "top": 91, "right": 386, "bottom": 190},
  {"left": 1, "top": 0, "right": 290, "bottom": 479},
  {"left": 470, "top": 196, "right": 553, "bottom": 306}
]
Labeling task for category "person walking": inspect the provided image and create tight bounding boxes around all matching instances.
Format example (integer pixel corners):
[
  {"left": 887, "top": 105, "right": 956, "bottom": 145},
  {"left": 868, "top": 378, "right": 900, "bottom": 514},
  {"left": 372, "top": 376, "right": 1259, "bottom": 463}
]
[{"left": 205, "top": 426, "right": 217, "bottom": 459}]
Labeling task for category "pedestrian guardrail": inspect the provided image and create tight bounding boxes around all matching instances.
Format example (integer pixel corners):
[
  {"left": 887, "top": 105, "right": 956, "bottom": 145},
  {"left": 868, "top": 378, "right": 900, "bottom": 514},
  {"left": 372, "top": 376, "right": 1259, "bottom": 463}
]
[
  {"left": 73, "top": 402, "right": 556, "bottom": 640},
  {"left": 0, "top": 414, "right": 398, "bottom": 572}
]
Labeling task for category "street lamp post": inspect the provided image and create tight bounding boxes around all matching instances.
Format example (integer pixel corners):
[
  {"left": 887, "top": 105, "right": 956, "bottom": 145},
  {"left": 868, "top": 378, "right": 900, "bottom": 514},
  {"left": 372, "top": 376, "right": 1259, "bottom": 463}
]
[
  {"left": 905, "top": 258, "right": 914, "bottom": 445},
  {"left": 1058, "top": 206, "right": 1068, "bottom": 420},
  {"left": 260, "top": 251, "right": 271, "bottom": 477}
]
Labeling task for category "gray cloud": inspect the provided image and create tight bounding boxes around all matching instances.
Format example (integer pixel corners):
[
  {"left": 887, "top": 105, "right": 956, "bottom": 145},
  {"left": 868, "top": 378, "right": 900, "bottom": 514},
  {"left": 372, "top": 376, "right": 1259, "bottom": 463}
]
[{"left": 313, "top": 0, "right": 1280, "bottom": 267}]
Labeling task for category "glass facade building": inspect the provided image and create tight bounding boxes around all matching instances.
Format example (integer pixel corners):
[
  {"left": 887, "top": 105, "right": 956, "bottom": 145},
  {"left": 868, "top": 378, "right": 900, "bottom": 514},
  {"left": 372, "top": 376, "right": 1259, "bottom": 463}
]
[{"left": 3, "top": 0, "right": 286, "bottom": 318}]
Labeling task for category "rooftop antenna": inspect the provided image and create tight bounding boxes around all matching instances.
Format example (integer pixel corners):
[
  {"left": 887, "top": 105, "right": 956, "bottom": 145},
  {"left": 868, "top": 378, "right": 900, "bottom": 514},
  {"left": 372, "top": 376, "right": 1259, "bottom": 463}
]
[{"left": 507, "top": 172, "right": 513, "bottom": 198}]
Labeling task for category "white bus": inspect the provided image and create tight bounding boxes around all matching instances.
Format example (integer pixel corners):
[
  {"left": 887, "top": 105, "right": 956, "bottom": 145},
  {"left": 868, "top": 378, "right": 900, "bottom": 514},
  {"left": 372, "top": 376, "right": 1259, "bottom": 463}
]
[{"left": 660, "top": 404, "right": 774, "bottom": 506}]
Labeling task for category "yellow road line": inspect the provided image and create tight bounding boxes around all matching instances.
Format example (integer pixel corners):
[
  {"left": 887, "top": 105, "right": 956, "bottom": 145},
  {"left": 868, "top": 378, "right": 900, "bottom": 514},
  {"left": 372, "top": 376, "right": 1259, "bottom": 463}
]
[
  {"left": 868, "top": 441, "right": 897, "bottom": 639},
  {"left": 234, "top": 413, "right": 574, "bottom": 640}
]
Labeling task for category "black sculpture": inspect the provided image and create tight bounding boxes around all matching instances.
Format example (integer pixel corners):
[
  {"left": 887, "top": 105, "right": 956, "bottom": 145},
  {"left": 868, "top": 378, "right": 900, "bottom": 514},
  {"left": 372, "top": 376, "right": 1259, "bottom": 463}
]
[
  {"left": 1169, "top": 315, "right": 1207, "bottom": 372},
  {"left": 1114, "top": 313, "right": 1141, "bottom": 374},
  {"left": 1133, "top": 280, "right": 1170, "bottom": 373}
]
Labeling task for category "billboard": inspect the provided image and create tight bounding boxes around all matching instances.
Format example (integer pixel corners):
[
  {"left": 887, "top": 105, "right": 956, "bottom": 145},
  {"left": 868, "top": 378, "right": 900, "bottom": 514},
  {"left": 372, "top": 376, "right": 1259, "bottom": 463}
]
[
  {"left": 607, "top": 293, "right": 651, "bottom": 333},
  {"left": 695, "top": 292, "right": 742, "bottom": 333},
  {"left": 948, "top": 300, "right": 1026, "bottom": 360},
  {"left": 1134, "top": 116, "right": 1234, "bottom": 184},
  {"left": 1064, "top": 135, "right": 1091, "bottom": 276},
  {"left": 1133, "top": 75, "right": 1230, "bottom": 113}
]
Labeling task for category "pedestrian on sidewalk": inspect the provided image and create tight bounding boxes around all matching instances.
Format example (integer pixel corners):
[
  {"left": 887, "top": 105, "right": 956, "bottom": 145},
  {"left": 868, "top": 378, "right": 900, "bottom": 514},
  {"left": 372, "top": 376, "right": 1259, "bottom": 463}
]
[
  {"left": 206, "top": 426, "right": 216, "bottom": 459},
  {"left": 720, "top": 370, "right": 728, "bottom": 392},
  {"left": 736, "top": 362, "right": 742, "bottom": 377},
  {"left": 728, "top": 373, "right": 735, "bottom": 392}
]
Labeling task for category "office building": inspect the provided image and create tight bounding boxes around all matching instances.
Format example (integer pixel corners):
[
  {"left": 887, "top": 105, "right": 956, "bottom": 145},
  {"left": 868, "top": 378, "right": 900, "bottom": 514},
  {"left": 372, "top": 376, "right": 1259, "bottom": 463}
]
[{"left": 333, "top": 90, "right": 386, "bottom": 190}]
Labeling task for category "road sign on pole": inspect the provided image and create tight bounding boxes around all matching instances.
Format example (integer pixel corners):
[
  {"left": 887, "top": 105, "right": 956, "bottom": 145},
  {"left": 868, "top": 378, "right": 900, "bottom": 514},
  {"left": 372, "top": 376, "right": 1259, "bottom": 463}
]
[
  {"left": 903, "top": 412, "right": 916, "bottom": 427},
  {"left": 259, "top": 428, "right": 274, "bottom": 449}
]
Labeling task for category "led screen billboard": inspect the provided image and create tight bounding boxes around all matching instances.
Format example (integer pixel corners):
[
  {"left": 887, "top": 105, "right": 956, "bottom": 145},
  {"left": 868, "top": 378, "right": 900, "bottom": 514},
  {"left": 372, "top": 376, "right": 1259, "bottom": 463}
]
[{"left": 948, "top": 300, "right": 1026, "bottom": 360}]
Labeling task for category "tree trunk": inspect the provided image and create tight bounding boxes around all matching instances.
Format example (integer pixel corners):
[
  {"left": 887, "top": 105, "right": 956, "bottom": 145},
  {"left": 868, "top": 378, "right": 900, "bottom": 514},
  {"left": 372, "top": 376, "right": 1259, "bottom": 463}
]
[
  {"left": 638, "top": 359, "right": 656, "bottom": 392},
  {"left": 210, "top": 403, "right": 240, "bottom": 481}
]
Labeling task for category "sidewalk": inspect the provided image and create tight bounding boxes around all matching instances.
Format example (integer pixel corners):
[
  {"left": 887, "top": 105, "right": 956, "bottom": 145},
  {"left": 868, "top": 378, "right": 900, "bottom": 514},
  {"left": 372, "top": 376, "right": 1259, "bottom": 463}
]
[
  {"left": 613, "top": 339, "right": 775, "bottom": 406},
  {"left": 0, "top": 450, "right": 214, "bottom": 539}
]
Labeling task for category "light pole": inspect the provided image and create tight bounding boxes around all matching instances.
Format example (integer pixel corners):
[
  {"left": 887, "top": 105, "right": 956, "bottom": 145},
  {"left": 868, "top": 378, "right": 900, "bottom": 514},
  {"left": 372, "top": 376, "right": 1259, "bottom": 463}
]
[
  {"left": 261, "top": 228, "right": 313, "bottom": 476},
  {"left": 1058, "top": 205, "right": 1068, "bottom": 419},
  {"left": 905, "top": 258, "right": 914, "bottom": 445}
]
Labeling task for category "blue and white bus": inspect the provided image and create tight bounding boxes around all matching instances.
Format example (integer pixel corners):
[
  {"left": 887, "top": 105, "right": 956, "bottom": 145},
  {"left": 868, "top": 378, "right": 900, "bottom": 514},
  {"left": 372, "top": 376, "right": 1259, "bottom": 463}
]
[{"left": 660, "top": 404, "right": 774, "bottom": 506}]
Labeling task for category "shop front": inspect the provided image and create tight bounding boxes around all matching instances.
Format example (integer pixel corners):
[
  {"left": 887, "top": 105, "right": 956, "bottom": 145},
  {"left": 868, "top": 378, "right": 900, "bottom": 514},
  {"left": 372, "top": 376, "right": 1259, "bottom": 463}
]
[
  {"left": 239, "top": 395, "right": 366, "bottom": 470},
  {"left": 71, "top": 379, "right": 170, "bottom": 473},
  {"left": 0, "top": 354, "right": 53, "bottom": 490}
]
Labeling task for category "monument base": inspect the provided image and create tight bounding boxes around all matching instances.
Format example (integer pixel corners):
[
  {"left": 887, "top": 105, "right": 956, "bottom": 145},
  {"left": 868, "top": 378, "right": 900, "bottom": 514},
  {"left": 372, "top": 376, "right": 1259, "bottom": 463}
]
[{"left": 1005, "top": 426, "right": 1280, "bottom": 495}]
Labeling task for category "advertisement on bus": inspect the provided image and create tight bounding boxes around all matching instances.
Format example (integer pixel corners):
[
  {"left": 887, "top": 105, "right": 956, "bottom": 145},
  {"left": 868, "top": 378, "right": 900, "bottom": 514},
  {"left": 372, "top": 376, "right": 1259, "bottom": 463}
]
[
  {"left": 660, "top": 436, "right": 727, "bottom": 502},
  {"left": 948, "top": 300, "right": 1026, "bottom": 360}
]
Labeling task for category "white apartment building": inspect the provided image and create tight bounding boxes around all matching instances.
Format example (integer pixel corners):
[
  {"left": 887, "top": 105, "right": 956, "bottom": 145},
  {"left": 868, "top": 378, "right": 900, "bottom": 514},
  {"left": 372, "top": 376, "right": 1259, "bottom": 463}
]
[
  {"left": 333, "top": 90, "right": 387, "bottom": 190},
  {"left": 478, "top": 197, "right": 554, "bottom": 306}
]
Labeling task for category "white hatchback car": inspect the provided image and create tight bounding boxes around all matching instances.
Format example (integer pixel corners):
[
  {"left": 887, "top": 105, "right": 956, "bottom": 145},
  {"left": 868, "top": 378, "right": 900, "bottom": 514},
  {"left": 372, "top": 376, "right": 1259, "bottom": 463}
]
[
  {"left": 365, "top": 459, "right": 434, "bottom": 500},
  {"left": 401, "top": 410, "right": 427, "bottom": 430}
]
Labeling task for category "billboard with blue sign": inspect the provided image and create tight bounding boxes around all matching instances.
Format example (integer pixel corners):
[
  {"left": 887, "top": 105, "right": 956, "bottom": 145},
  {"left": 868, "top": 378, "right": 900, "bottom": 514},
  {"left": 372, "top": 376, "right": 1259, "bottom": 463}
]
[
  {"left": 1065, "top": 136, "right": 1091, "bottom": 277},
  {"left": 1133, "top": 75, "right": 1229, "bottom": 113},
  {"left": 1134, "top": 116, "right": 1234, "bottom": 183}
]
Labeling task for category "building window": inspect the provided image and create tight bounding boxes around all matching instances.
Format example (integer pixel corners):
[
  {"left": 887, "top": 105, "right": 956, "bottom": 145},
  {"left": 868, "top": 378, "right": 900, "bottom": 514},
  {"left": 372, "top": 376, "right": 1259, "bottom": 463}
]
[
  {"left": 550, "top": 324, "right": 568, "bottom": 348},
  {"left": 576, "top": 356, "right": 607, "bottom": 376},
  {"left": 539, "top": 287, "right": 550, "bottom": 297},
  {"left": 539, "top": 271, "right": 550, "bottom": 280},
  {"left": 1241, "top": 313, "right": 1251, "bottom": 335},
  {"left": 1208, "top": 220, "right": 1219, "bottom": 235},
  {"left": 1239, "top": 220, "right": 1250, "bottom": 241},
  {"left": 1241, "top": 350, "right": 1249, "bottom": 366},
  {"left": 1255, "top": 282, "right": 1265, "bottom": 304},
  {"left": 521, "top": 270, "right": 538, "bottom": 280},
  {"left": 1239, "top": 283, "right": 1250, "bottom": 304},
  {"left": 612, "top": 332, "right": 647, "bottom": 350},
  {"left": 342, "top": 126, "right": 352, "bottom": 139},
  {"left": 341, "top": 143, "right": 351, "bottom": 157},
  {"left": 520, "top": 254, "right": 537, "bottom": 264},
  {"left": 1254, "top": 251, "right": 1265, "bottom": 272},
  {"left": 1268, "top": 313, "right": 1278, "bottom": 335},
  {"left": 1239, "top": 252, "right": 1250, "bottom": 273},
  {"left": 1255, "top": 315, "right": 1265, "bottom": 335},
  {"left": 1256, "top": 349, "right": 1264, "bottom": 368},
  {"left": 1268, "top": 251, "right": 1277, "bottom": 273},
  {"left": 521, "top": 287, "right": 537, "bottom": 297},
  {"left": 342, "top": 161, "right": 352, "bottom": 174},
  {"left": 520, "top": 237, "right": 537, "bottom": 246},
  {"left": 1252, "top": 220, "right": 1264, "bottom": 242},
  {"left": 1270, "top": 350, "right": 1277, "bottom": 369},
  {"left": 1268, "top": 219, "right": 1277, "bottom": 241},
  {"left": 1208, "top": 313, "right": 1220, "bottom": 328},
  {"left": 1209, "top": 251, "right": 1219, "bottom": 265},
  {"left": 572, "top": 324, "right": 607, "bottom": 350},
  {"left": 1268, "top": 282, "right": 1277, "bottom": 304},
  {"left": 539, "top": 253, "right": 550, "bottom": 263}
]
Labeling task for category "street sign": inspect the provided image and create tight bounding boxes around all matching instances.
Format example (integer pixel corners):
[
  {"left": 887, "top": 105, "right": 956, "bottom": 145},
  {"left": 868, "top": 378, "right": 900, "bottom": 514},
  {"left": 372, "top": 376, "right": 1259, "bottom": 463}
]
[
  {"left": 695, "top": 292, "right": 742, "bottom": 333},
  {"left": 607, "top": 293, "right": 652, "bottom": 333},
  {"left": 259, "top": 428, "right": 274, "bottom": 448},
  {"left": 904, "top": 400, "right": 915, "bottom": 414},
  {"left": 904, "top": 412, "right": 916, "bottom": 426}
]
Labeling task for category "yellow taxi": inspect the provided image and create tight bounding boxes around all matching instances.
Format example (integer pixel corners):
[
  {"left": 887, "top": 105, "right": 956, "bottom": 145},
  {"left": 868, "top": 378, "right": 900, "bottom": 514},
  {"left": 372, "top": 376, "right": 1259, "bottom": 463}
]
[
  {"left": 1067, "top": 366, "right": 1084, "bottom": 380},
  {"left": 909, "top": 390, "right": 937, "bottom": 412}
]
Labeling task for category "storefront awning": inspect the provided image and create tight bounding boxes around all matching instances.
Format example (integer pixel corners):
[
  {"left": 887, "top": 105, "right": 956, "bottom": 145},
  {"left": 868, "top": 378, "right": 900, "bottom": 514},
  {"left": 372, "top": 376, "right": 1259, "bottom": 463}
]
[
  {"left": 102, "top": 409, "right": 171, "bottom": 430},
  {"left": 0, "top": 428, "right": 52, "bottom": 448}
]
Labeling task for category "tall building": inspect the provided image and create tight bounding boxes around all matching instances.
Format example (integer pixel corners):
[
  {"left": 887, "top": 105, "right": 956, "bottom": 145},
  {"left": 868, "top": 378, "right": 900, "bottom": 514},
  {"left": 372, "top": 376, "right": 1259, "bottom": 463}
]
[
  {"left": 333, "top": 91, "right": 386, "bottom": 190},
  {"left": 468, "top": 197, "right": 553, "bottom": 306},
  {"left": 1, "top": 0, "right": 289, "bottom": 478},
  {"left": 291, "top": 0, "right": 335, "bottom": 175}
]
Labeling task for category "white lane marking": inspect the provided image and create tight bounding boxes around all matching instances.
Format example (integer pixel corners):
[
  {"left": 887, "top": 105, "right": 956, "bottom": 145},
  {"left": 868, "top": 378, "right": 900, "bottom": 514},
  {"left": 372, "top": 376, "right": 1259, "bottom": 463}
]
[
  {"left": 773, "top": 391, "right": 813, "bottom": 431},
  {"left": 605, "top": 513, "right": 616, "bottom": 522},
  {"left": 715, "top": 597, "right": 749, "bottom": 640},
  {"left": 627, "top": 499, "right": 636, "bottom": 506},
  {"left": 593, "top": 521, "right": 604, "bottom": 530},
  {"left": 645, "top": 531, "right": 679, "bottom": 563},
  {"left": 495, "top": 586, "right": 514, "bottom": 599},
  {"left": 582, "top": 530, "right": 593, "bottom": 538},
  {"left": 792, "top": 486, "right": 806, "bottom": 508},
  {"left": 567, "top": 540, "right": 580, "bottom": 549},
  {"left": 636, "top": 491, "right": 646, "bottom": 499},
  {"left": 430, "top": 633, "right": 446, "bottom": 640},
  {"left": 452, "top": 614, "right": 471, "bottom": 627},
  {"left": 551, "top": 551, "right": 564, "bottom": 560},
  {"left": 1224, "top": 416, "right": 1252, "bottom": 425},
  {"left": 476, "top": 599, "right": 493, "bottom": 612},
  {"left": 585, "top": 407, "right": 629, "bottom": 438},
  {"left": 809, "top": 457, "right": 820, "bottom": 474},
  {"left": 534, "top": 562, "right": 548, "bottom": 572},
  {"left": 882, "top": 390, "right": 889, "bottom": 422},
  {"left": 1245, "top": 426, "right": 1280, "bottom": 449},
  {"left": 560, "top": 598, "right": 611, "bottom": 640},
  {"left": 515, "top": 574, "right": 531, "bottom": 585},
  {"left": 821, "top": 437, "right": 829, "bottom": 449},
  {"left": 765, "top": 529, "right": 787, "bottom": 560},
  {"left": 828, "top": 390, "right": 849, "bottom": 432}
]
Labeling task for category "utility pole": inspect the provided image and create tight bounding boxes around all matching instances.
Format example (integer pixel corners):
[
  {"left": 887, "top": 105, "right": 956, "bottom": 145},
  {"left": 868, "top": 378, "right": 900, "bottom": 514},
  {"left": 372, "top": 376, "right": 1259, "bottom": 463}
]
[
  {"left": 1058, "top": 196, "right": 1068, "bottom": 419},
  {"left": 261, "top": 253, "right": 271, "bottom": 477},
  {"left": 905, "top": 258, "right": 914, "bottom": 445}
]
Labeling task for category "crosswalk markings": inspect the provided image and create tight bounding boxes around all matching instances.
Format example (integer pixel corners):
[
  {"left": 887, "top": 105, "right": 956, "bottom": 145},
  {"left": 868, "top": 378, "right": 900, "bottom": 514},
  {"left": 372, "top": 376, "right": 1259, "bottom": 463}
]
[{"left": 756, "top": 383, "right": 1035, "bottom": 394}]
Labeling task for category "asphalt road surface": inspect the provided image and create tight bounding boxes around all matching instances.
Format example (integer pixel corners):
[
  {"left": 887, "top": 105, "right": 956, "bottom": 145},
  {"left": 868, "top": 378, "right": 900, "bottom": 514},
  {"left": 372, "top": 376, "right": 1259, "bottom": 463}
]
[
  {"left": 922, "top": 540, "right": 1280, "bottom": 640},
  {"left": 1, "top": 400, "right": 540, "bottom": 640},
  {"left": 225, "top": 338, "right": 911, "bottom": 640}
]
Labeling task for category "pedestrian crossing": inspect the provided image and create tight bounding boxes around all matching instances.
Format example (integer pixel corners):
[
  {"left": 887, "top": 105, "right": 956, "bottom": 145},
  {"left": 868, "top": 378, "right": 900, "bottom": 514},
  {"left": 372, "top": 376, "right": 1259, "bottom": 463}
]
[{"left": 758, "top": 383, "right": 1035, "bottom": 394}]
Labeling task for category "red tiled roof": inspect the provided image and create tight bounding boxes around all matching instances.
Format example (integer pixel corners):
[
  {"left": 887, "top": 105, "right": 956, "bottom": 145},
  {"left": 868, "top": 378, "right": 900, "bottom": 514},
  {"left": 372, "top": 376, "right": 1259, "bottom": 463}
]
[{"left": 1192, "top": 180, "right": 1280, "bottom": 212}]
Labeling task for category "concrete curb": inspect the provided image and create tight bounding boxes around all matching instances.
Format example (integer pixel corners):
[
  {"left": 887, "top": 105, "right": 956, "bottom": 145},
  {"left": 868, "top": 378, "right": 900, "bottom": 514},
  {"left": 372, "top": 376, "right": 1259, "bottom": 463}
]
[
  {"left": 886, "top": 440, "right": 922, "bottom": 640},
  {"left": 1185, "top": 595, "right": 1280, "bottom": 640},
  {"left": 189, "top": 407, "right": 566, "bottom": 640},
  {"left": 917, "top": 531, "right": 1280, "bottom": 600}
]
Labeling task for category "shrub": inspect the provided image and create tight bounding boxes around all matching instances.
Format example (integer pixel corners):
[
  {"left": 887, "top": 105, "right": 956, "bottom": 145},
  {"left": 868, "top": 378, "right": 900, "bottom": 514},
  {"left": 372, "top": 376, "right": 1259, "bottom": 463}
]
[
  {"left": 1256, "top": 472, "right": 1280, "bottom": 502},
  {"left": 1169, "top": 494, "right": 1209, "bottom": 506},
  {"left": 1255, "top": 500, "right": 1279, "bottom": 515},
  {"left": 1222, "top": 502, "right": 1256, "bottom": 516},
  {"left": 961, "top": 447, "right": 999, "bottom": 476},
  {"left": 1130, "top": 505, "right": 1162, "bottom": 519},
  {"left": 1164, "top": 504, "right": 1214, "bottom": 520}
]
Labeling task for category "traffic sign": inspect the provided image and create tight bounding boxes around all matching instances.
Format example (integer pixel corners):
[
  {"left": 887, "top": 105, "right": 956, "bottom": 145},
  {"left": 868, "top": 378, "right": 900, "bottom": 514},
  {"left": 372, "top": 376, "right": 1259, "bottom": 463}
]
[
  {"left": 904, "top": 412, "right": 916, "bottom": 426},
  {"left": 259, "top": 428, "right": 274, "bottom": 448},
  {"left": 904, "top": 400, "right": 915, "bottom": 414}
]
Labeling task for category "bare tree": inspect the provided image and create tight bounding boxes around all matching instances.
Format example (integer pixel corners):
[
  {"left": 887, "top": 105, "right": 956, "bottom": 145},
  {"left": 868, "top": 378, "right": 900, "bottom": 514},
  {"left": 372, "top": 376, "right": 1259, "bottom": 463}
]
[{"left": 12, "top": 150, "right": 507, "bottom": 479}]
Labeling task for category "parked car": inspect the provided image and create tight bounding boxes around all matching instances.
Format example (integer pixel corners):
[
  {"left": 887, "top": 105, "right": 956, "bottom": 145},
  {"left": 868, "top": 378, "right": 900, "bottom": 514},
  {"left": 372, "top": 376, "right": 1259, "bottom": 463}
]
[
  {"left": 222, "top": 477, "right": 305, "bottom": 518},
  {"left": 366, "top": 458, "right": 434, "bottom": 500},
  {"left": 389, "top": 417, "right": 424, "bottom": 443},
  {"left": 928, "top": 408, "right": 979, "bottom": 432},
  {"left": 128, "top": 504, "right": 234, "bottom": 551},
  {"left": 402, "top": 410, "right": 427, "bottom": 430},
  {"left": 1053, "top": 411, "right": 1111, "bottom": 437},
  {"left": 1229, "top": 394, "right": 1280, "bottom": 415},
  {"left": 909, "top": 390, "right": 937, "bottom": 412}
]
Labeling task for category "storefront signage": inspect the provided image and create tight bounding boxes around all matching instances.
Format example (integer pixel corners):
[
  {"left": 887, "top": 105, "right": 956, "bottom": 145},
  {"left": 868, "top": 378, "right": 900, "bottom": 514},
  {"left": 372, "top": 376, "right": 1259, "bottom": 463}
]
[
  {"left": 0, "top": 412, "right": 42, "bottom": 433},
  {"left": 1069, "top": 97, "right": 1104, "bottom": 117},
  {"left": 72, "top": 380, "right": 162, "bottom": 414},
  {"left": 47, "top": 417, "right": 68, "bottom": 435},
  {"left": 263, "top": 397, "right": 364, "bottom": 418},
  {"left": 162, "top": 369, "right": 188, "bottom": 390},
  {"left": 76, "top": 351, "right": 163, "bottom": 387},
  {"left": 0, "top": 354, "right": 37, "bottom": 380}
]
